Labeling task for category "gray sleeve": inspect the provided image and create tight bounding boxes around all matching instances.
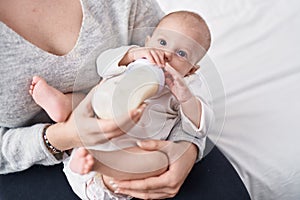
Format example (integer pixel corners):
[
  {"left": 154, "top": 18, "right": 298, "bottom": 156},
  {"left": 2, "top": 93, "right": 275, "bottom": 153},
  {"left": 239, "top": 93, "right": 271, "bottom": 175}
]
[
  {"left": 167, "top": 74, "right": 214, "bottom": 163},
  {"left": 0, "top": 124, "right": 61, "bottom": 174},
  {"left": 167, "top": 120, "right": 207, "bottom": 163},
  {"left": 129, "top": 0, "right": 165, "bottom": 46}
]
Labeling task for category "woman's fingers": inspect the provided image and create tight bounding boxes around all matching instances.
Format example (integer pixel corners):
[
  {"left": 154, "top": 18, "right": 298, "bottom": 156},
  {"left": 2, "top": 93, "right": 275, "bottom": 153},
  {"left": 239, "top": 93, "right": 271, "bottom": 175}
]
[
  {"left": 130, "top": 103, "right": 147, "bottom": 122},
  {"left": 111, "top": 103, "right": 146, "bottom": 133},
  {"left": 138, "top": 140, "right": 193, "bottom": 165},
  {"left": 116, "top": 189, "right": 173, "bottom": 200},
  {"left": 95, "top": 119, "right": 125, "bottom": 139},
  {"left": 94, "top": 103, "right": 146, "bottom": 140},
  {"left": 73, "top": 86, "right": 147, "bottom": 147},
  {"left": 113, "top": 170, "right": 179, "bottom": 199},
  {"left": 115, "top": 174, "right": 169, "bottom": 191},
  {"left": 137, "top": 139, "right": 170, "bottom": 151}
]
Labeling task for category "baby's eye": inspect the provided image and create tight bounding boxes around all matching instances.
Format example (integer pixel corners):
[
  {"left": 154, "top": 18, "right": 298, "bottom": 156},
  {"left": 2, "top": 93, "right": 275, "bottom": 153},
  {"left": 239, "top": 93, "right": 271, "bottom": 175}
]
[
  {"left": 177, "top": 50, "right": 187, "bottom": 58},
  {"left": 159, "top": 39, "right": 167, "bottom": 46}
]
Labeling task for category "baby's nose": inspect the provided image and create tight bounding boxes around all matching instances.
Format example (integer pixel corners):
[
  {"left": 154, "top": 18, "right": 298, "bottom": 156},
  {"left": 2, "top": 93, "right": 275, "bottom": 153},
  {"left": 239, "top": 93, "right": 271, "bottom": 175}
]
[{"left": 164, "top": 51, "right": 172, "bottom": 62}]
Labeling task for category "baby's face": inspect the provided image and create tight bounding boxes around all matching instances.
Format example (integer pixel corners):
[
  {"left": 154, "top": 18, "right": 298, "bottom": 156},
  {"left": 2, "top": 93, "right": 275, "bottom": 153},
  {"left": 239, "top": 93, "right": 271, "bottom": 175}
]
[{"left": 146, "top": 16, "right": 207, "bottom": 77}]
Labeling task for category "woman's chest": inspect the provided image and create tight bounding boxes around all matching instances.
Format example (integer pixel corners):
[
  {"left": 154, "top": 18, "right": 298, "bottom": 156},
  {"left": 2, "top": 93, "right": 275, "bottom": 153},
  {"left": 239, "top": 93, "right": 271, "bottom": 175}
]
[
  {"left": 0, "top": 54, "right": 99, "bottom": 128},
  {"left": 0, "top": 0, "right": 83, "bottom": 56}
]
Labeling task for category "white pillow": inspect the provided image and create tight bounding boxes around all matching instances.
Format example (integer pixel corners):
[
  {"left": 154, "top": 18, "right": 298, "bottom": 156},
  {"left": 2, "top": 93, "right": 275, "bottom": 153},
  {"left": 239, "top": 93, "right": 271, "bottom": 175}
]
[{"left": 157, "top": 0, "right": 300, "bottom": 199}]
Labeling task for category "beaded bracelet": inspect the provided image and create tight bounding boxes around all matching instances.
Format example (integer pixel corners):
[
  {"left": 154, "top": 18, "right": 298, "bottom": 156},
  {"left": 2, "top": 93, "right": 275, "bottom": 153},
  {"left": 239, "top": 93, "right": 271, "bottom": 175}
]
[{"left": 43, "top": 125, "right": 63, "bottom": 154}]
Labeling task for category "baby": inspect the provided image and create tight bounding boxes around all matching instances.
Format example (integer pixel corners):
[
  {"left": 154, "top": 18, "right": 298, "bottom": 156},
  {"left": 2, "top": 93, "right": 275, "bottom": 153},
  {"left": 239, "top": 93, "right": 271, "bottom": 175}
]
[{"left": 29, "top": 11, "right": 212, "bottom": 200}]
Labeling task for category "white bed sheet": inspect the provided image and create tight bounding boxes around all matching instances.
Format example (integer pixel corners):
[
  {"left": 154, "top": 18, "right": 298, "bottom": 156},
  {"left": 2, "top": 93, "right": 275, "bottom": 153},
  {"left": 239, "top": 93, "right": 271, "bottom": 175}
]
[{"left": 157, "top": 0, "right": 300, "bottom": 199}]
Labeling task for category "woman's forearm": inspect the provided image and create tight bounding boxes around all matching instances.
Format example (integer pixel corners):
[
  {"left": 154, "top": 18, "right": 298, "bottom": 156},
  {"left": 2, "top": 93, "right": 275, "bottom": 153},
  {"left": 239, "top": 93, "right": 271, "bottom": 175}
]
[
  {"left": 0, "top": 124, "right": 61, "bottom": 174},
  {"left": 46, "top": 121, "right": 81, "bottom": 152}
]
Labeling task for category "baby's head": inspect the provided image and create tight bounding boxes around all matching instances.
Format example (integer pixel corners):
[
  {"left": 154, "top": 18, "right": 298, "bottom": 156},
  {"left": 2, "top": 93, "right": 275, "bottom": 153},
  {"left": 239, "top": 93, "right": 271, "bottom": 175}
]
[{"left": 145, "top": 11, "right": 211, "bottom": 77}]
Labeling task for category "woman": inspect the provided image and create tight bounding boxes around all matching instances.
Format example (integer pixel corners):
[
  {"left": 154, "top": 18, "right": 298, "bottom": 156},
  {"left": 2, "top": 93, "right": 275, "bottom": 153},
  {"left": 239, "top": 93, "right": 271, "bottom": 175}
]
[{"left": 0, "top": 0, "right": 206, "bottom": 199}]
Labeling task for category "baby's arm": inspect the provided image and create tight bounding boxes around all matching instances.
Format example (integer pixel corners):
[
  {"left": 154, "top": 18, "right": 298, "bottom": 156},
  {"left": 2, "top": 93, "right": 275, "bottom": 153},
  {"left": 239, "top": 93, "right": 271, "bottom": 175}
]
[
  {"left": 96, "top": 46, "right": 167, "bottom": 79},
  {"left": 119, "top": 46, "right": 166, "bottom": 67},
  {"left": 180, "top": 95, "right": 202, "bottom": 128},
  {"left": 164, "top": 64, "right": 202, "bottom": 128}
]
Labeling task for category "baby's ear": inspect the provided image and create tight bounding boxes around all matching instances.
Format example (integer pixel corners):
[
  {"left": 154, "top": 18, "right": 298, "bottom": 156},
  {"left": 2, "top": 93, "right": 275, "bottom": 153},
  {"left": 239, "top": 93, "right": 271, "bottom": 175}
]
[{"left": 188, "top": 64, "right": 200, "bottom": 75}]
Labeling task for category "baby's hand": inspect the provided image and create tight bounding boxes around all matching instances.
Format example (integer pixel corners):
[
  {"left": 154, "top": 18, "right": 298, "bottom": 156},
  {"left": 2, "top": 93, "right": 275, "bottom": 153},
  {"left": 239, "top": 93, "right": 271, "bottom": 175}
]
[
  {"left": 163, "top": 63, "right": 194, "bottom": 103},
  {"left": 127, "top": 47, "right": 166, "bottom": 66}
]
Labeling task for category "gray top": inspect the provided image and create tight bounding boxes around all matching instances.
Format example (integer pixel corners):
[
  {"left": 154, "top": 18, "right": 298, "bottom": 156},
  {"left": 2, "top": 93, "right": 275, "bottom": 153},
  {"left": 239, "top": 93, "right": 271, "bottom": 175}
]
[{"left": 0, "top": 0, "right": 164, "bottom": 174}]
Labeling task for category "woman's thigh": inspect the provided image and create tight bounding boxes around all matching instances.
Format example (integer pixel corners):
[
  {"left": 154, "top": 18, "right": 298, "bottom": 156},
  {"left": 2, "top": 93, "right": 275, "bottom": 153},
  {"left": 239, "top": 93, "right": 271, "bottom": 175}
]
[
  {"left": 0, "top": 141, "right": 250, "bottom": 200},
  {"left": 0, "top": 164, "right": 80, "bottom": 200}
]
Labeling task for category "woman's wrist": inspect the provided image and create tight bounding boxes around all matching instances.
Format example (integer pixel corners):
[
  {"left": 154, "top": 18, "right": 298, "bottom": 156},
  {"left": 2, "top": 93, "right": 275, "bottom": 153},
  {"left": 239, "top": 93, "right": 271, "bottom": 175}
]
[
  {"left": 43, "top": 125, "right": 63, "bottom": 153},
  {"left": 45, "top": 122, "right": 80, "bottom": 152},
  {"left": 42, "top": 124, "right": 64, "bottom": 160},
  {"left": 176, "top": 141, "right": 198, "bottom": 163},
  {"left": 187, "top": 142, "right": 198, "bottom": 162},
  {"left": 102, "top": 175, "right": 116, "bottom": 193}
]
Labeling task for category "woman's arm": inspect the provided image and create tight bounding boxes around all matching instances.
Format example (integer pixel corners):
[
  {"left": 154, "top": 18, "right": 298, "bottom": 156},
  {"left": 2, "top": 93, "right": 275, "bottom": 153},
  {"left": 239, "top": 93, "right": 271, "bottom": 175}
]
[
  {"left": 45, "top": 86, "right": 145, "bottom": 151},
  {"left": 0, "top": 124, "right": 61, "bottom": 174},
  {"left": 0, "top": 87, "right": 145, "bottom": 174},
  {"left": 112, "top": 140, "right": 198, "bottom": 199},
  {"left": 103, "top": 107, "right": 209, "bottom": 199}
]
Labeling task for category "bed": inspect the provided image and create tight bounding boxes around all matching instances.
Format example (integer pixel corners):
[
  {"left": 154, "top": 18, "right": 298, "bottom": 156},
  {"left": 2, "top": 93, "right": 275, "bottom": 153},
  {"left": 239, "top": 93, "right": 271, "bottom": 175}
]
[{"left": 157, "top": 0, "right": 300, "bottom": 199}]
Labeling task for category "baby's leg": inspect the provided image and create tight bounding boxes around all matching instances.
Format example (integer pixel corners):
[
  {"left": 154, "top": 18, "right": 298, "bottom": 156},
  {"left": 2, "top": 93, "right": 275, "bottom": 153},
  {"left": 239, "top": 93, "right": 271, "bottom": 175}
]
[
  {"left": 69, "top": 147, "right": 95, "bottom": 175},
  {"left": 90, "top": 146, "right": 169, "bottom": 181},
  {"left": 29, "top": 76, "right": 82, "bottom": 122}
]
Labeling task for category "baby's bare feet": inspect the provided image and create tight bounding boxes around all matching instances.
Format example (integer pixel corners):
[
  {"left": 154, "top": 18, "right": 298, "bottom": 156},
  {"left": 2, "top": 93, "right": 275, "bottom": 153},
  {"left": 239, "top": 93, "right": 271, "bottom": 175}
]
[
  {"left": 70, "top": 148, "right": 95, "bottom": 175},
  {"left": 29, "top": 76, "right": 71, "bottom": 122}
]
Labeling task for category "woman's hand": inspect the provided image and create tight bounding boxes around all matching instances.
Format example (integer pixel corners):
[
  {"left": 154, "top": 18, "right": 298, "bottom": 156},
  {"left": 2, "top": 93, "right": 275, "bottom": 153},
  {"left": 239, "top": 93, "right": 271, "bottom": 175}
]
[
  {"left": 46, "top": 86, "right": 146, "bottom": 151},
  {"left": 112, "top": 140, "right": 198, "bottom": 199}
]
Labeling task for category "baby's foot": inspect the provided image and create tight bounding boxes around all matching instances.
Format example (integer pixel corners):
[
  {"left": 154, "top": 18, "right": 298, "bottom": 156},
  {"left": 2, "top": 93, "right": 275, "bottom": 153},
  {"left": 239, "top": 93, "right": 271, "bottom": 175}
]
[
  {"left": 70, "top": 148, "right": 95, "bottom": 175},
  {"left": 29, "top": 76, "right": 71, "bottom": 122}
]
